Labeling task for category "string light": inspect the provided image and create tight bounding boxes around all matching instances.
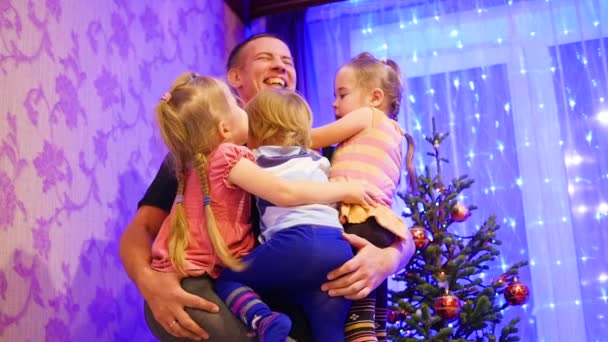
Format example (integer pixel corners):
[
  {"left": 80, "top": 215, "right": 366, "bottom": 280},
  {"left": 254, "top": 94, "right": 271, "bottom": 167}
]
[
  {"left": 565, "top": 153, "right": 583, "bottom": 166},
  {"left": 598, "top": 202, "right": 608, "bottom": 215},
  {"left": 596, "top": 111, "right": 608, "bottom": 125}
]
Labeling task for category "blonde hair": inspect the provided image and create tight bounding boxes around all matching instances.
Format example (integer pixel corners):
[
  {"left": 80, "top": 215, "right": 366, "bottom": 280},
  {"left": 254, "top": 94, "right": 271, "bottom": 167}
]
[
  {"left": 245, "top": 89, "right": 312, "bottom": 148},
  {"left": 155, "top": 72, "right": 244, "bottom": 274},
  {"left": 344, "top": 53, "right": 418, "bottom": 194}
]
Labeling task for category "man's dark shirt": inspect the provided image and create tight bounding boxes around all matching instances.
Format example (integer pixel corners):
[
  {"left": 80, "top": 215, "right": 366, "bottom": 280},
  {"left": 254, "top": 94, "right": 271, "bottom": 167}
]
[{"left": 138, "top": 155, "right": 177, "bottom": 211}]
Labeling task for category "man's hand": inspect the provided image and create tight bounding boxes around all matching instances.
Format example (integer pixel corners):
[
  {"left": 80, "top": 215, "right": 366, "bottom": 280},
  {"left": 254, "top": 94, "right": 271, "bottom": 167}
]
[
  {"left": 321, "top": 232, "right": 415, "bottom": 300},
  {"left": 321, "top": 233, "right": 394, "bottom": 299},
  {"left": 140, "top": 269, "right": 219, "bottom": 340},
  {"left": 120, "top": 206, "right": 219, "bottom": 339}
]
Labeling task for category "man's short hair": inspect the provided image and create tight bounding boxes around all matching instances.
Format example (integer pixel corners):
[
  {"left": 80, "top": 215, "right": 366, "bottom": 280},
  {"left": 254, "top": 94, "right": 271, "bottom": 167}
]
[{"left": 226, "top": 33, "right": 284, "bottom": 71}]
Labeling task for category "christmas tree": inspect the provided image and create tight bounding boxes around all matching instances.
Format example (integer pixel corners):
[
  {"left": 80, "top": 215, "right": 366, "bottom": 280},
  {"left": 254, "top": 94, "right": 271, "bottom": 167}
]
[{"left": 388, "top": 119, "right": 530, "bottom": 342}]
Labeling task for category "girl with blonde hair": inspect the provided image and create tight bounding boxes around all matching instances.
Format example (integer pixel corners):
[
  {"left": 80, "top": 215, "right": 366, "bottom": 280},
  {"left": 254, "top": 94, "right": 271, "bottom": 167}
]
[{"left": 149, "top": 73, "right": 376, "bottom": 342}]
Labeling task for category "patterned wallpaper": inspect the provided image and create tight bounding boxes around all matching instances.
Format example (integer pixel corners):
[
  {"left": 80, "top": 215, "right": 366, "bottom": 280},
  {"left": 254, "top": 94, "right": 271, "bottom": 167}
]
[{"left": 0, "top": 1, "right": 243, "bottom": 340}]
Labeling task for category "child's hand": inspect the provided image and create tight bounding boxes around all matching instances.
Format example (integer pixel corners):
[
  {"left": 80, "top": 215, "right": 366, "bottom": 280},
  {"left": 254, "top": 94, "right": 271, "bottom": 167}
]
[{"left": 344, "top": 181, "right": 382, "bottom": 207}]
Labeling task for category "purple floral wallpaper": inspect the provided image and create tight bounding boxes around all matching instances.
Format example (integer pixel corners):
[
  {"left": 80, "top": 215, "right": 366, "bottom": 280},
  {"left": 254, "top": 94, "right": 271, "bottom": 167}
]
[{"left": 0, "top": 1, "right": 243, "bottom": 340}]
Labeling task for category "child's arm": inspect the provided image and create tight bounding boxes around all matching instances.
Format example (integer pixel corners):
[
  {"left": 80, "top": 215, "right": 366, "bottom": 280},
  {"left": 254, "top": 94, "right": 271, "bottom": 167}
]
[
  {"left": 311, "top": 107, "right": 374, "bottom": 150},
  {"left": 228, "top": 157, "right": 378, "bottom": 207}
]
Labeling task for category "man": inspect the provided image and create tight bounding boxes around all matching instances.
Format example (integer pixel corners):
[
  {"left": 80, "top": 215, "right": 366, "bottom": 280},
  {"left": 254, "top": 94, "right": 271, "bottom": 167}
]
[{"left": 119, "top": 33, "right": 415, "bottom": 341}]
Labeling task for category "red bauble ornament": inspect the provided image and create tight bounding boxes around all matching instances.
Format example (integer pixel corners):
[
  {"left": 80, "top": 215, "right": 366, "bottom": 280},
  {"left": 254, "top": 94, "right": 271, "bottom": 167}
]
[
  {"left": 387, "top": 309, "right": 399, "bottom": 323},
  {"left": 409, "top": 226, "right": 429, "bottom": 249},
  {"left": 451, "top": 203, "right": 470, "bottom": 222},
  {"left": 504, "top": 279, "right": 530, "bottom": 305},
  {"left": 434, "top": 293, "right": 462, "bottom": 320}
]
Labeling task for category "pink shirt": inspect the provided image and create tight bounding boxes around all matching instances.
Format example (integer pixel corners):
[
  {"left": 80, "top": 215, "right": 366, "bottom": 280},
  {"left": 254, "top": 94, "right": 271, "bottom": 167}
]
[{"left": 151, "top": 143, "right": 256, "bottom": 278}]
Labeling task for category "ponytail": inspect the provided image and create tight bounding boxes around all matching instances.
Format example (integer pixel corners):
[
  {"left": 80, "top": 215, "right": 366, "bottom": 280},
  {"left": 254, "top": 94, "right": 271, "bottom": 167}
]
[
  {"left": 156, "top": 83, "right": 192, "bottom": 275},
  {"left": 403, "top": 132, "right": 418, "bottom": 195}
]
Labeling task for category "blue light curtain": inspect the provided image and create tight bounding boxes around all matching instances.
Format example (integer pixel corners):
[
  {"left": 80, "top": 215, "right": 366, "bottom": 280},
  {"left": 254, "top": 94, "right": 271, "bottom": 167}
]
[{"left": 300, "top": 0, "right": 608, "bottom": 341}]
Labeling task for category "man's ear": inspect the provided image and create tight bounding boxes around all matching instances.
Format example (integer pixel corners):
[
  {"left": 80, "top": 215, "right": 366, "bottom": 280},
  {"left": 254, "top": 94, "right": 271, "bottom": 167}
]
[
  {"left": 370, "top": 88, "right": 385, "bottom": 107},
  {"left": 227, "top": 68, "right": 242, "bottom": 89}
]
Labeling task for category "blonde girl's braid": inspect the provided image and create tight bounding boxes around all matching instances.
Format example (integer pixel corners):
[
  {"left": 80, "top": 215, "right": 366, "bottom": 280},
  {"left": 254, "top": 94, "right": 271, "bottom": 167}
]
[
  {"left": 156, "top": 88, "right": 190, "bottom": 274},
  {"left": 155, "top": 72, "right": 203, "bottom": 275},
  {"left": 168, "top": 156, "right": 190, "bottom": 275},
  {"left": 192, "top": 152, "right": 245, "bottom": 271}
]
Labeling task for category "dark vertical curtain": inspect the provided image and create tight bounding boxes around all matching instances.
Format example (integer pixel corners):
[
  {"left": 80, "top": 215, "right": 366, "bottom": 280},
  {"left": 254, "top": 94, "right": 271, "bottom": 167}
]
[
  {"left": 265, "top": 10, "right": 335, "bottom": 160},
  {"left": 265, "top": 10, "right": 320, "bottom": 116}
]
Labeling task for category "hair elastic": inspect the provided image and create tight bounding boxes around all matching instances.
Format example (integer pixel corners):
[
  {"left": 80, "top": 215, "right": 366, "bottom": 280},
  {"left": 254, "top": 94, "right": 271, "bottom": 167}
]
[
  {"left": 203, "top": 196, "right": 211, "bottom": 206},
  {"left": 174, "top": 194, "right": 184, "bottom": 204},
  {"left": 161, "top": 92, "right": 172, "bottom": 102}
]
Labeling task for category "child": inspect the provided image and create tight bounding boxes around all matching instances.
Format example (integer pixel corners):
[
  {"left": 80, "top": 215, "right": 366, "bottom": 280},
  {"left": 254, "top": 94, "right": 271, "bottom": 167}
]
[
  {"left": 311, "top": 52, "right": 417, "bottom": 342},
  {"left": 214, "top": 88, "right": 368, "bottom": 342},
  {"left": 149, "top": 73, "right": 377, "bottom": 341}
]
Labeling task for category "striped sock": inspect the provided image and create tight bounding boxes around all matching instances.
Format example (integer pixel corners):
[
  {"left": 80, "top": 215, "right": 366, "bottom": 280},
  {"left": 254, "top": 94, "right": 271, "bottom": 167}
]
[
  {"left": 344, "top": 297, "right": 378, "bottom": 342},
  {"left": 375, "top": 280, "right": 388, "bottom": 342},
  {"left": 375, "top": 307, "right": 387, "bottom": 342},
  {"left": 257, "top": 312, "right": 292, "bottom": 342},
  {"left": 220, "top": 285, "right": 290, "bottom": 341}
]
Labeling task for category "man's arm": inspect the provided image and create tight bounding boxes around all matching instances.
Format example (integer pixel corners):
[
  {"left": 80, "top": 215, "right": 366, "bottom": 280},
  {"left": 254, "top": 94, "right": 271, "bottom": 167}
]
[
  {"left": 119, "top": 158, "right": 218, "bottom": 340},
  {"left": 321, "top": 230, "right": 415, "bottom": 300}
]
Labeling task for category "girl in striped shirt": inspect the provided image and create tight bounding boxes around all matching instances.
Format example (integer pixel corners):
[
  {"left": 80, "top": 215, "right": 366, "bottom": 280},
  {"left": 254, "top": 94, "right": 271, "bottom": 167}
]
[{"left": 312, "top": 52, "right": 417, "bottom": 342}]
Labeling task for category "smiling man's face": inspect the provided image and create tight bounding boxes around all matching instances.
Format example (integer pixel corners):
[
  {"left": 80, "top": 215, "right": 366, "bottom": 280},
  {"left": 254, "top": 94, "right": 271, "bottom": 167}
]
[{"left": 228, "top": 36, "right": 297, "bottom": 104}]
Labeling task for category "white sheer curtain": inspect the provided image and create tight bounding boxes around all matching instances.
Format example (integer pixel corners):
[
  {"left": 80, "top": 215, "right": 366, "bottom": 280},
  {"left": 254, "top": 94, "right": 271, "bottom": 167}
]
[{"left": 304, "top": 0, "right": 608, "bottom": 341}]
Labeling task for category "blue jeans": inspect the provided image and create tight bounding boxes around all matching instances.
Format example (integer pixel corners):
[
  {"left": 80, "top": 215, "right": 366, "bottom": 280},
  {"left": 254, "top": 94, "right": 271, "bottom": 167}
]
[{"left": 216, "top": 225, "right": 353, "bottom": 342}]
